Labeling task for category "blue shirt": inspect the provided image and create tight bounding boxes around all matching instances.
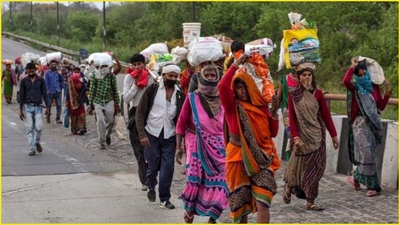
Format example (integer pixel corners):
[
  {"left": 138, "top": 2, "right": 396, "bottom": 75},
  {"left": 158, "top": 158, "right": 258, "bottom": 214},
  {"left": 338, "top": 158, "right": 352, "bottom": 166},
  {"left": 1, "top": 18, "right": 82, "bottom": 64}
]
[{"left": 44, "top": 70, "right": 64, "bottom": 94}]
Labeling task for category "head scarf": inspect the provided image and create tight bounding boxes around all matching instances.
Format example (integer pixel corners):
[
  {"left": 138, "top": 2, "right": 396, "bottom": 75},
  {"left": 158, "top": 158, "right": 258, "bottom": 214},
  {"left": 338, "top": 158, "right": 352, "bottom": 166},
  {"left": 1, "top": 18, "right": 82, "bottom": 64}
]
[
  {"left": 231, "top": 71, "right": 268, "bottom": 107},
  {"left": 353, "top": 70, "right": 373, "bottom": 94},
  {"left": 162, "top": 64, "right": 181, "bottom": 74},
  {"left": 196, "top": 65, "right": 221, "bottom": 118},
  {"left": 290, "top": 63, "right": 317, "bottom": 103}
]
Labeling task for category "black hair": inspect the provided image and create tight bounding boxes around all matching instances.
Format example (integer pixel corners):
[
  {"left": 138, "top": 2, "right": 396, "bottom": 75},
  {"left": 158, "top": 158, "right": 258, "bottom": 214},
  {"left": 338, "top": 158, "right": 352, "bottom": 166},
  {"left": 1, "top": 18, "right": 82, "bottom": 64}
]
[
  {"left": 73, "top": 67, "right": 81, "bottom": 72},
  {"left": 231, "top": 40, "right": 245, "bottom": 53},
  {"left": 354, "top": 64, "right": 367, "bottom": 76},
  {"left": 130, "top": 53, "right": 145, "bottom": 64},
  {"left": 26, "top": 62, "right": 36, "bottom": 70}
]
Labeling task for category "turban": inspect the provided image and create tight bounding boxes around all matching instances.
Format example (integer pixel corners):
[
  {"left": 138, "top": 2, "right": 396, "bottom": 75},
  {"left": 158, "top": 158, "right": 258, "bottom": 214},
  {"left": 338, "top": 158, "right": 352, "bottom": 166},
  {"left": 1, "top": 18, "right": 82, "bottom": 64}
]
[{"left": 162, "top": 65, "right": 181, "bottom": 74}]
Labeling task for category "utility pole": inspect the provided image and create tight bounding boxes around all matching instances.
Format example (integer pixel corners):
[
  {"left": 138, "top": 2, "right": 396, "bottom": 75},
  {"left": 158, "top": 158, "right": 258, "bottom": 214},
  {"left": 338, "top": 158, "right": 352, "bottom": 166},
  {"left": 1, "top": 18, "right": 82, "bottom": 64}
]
[
  {"left": 57, "top": 1, "right": 60, "bottom": 46},
  {"left": 192, "top": 2, "right": 196, "bottom": 22},
  {"left": 9, "top": 2, "right": 12, "bottom": 29},
  {"left": 103, "top": 1, "right": 106, "bottom": 49},
  {"left": 30, "top": 2, "right": 33, "bottom": 33}
]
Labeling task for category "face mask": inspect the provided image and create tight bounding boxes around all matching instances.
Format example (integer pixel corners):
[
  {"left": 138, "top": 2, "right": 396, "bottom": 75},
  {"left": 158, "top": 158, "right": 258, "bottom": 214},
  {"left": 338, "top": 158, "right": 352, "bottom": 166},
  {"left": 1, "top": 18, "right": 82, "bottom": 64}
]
[
  {"left": 100, "top": 68, "right": 109, "bottom": 76},
  {"left": 28, "top": 73, "right": 36, "bottom": 77},
  {"left": 300, "top": 76, "right": 313, "bottom": 90},
  {"left": 164, "top": 79, "right": 177, "bottom": 88},
  {"left": 50, "top": 66, "right": 57, "bottom": 71}
]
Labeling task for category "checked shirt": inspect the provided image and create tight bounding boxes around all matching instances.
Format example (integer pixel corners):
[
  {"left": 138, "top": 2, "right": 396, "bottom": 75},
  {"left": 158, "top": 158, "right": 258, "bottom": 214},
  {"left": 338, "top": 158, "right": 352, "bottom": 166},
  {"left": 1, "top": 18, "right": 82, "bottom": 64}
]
[{"left": 88, "top": 73, "right": 120, "bottom": 106}]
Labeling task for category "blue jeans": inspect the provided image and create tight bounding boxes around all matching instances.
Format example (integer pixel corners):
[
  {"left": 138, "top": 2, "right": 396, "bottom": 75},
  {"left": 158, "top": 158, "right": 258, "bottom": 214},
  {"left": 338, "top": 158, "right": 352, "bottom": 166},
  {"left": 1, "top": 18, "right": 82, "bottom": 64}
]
[
  {"left": 47, "top": 92, "right": 62, "bottom": 118},
  {"left": 24, "top": 105, "right": 43, "bottom": 151},
  {"left": 144, "top": 129, "right": 176, "bottom": 203}
]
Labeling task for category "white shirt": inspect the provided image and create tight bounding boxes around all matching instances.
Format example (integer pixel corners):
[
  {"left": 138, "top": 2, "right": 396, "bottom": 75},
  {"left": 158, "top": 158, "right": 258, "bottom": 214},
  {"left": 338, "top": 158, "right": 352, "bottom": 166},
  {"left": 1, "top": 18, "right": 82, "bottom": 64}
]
[
  {"left": 145, "top": 79, "right": 178, "bottom": 139},
  {"left": 122, "top": 71, "right": 156, "bottom": 108}
]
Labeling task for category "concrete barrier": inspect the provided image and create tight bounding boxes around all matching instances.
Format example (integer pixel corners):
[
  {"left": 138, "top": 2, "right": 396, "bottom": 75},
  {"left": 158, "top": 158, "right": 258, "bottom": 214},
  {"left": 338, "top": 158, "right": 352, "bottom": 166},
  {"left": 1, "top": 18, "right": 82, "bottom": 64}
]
[{"left": 274, "top": 113, "right": 399, "bottom": 189}]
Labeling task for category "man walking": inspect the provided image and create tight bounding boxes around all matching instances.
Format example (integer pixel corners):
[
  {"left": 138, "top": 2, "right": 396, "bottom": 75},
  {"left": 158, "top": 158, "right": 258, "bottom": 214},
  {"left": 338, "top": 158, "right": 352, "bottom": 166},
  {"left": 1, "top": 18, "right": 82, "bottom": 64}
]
[
  {"left": 87, "top": 60, "right": 120, "bottom": 149},
  {"left": 19, "top": 63, "right": 50, "bottom": 156},
  {"left": 44, "top": 59, "right": 64, "bottom": 124},
  {"left": 135, "top": 64, "right": 185, "bottom": 210},
  {"left": 123, "top": 53, "right": 156, "bottom": 191}
]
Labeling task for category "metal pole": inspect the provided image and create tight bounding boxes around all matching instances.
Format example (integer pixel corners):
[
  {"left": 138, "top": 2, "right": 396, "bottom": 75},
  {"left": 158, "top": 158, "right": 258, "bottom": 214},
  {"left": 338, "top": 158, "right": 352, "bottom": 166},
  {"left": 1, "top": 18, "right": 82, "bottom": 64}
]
[
  {"left": 30, "top": 2, "right": 33, "bottom": 33},
  {"left": 57, "top": 1, "right": 60, "bottom": 46},
  {"left": 192, "top": 2, "right": 196, "bottom": 22},
  {"left": 9, "top": 2, "right": 12, "bottom": 29},
  {"left": 103, "top": 1, "right": 106, "bottom": 49}
]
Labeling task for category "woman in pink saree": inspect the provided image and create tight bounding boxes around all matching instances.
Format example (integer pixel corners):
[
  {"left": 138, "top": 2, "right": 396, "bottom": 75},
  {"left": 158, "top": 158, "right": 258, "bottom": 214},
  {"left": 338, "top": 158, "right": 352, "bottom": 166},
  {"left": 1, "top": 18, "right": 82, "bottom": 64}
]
[{"left": 175, "top": 65, "right": 228, "bottom": 224}]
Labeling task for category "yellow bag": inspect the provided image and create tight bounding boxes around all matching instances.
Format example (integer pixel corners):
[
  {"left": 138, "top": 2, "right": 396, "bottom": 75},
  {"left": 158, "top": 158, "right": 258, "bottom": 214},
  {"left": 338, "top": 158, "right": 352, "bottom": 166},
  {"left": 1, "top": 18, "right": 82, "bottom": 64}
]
[{"left": 283, "top": 28, "right": 321, "bottom": 68}]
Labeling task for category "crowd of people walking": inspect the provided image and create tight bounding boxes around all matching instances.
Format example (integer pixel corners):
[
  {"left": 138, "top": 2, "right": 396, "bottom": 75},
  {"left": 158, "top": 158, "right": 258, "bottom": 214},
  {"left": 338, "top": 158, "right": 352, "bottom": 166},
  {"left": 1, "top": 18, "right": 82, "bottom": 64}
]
[{"left": 2, "top": 38, "right": 392, "bottom": 223}]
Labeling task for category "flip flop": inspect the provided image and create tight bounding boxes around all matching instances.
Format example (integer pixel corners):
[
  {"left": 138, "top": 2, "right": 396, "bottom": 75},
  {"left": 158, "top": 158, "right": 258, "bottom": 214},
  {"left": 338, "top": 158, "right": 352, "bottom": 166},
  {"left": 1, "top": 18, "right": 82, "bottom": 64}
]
[
  {"left": 346, "top": 176, "right": 361, "bottom": 191},
  {"left": 367, "top": 190, "right": 379, "bottom": 197},
  {"left": 306, "top": 204, "right": 325, "bottom": 211},
  {"left": 184, "top": 211, "right": 194, "bottom": 224}
]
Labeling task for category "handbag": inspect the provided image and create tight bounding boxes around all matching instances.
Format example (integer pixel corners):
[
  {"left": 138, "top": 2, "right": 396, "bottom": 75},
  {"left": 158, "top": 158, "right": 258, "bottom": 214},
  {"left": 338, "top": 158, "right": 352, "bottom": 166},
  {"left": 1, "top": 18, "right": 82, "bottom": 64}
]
[
  {"left": 114, "top": 113, "right": 127, "bottom": 140},
  {"left": 63, "top": 108, "right": 69, "bottom": 128}
]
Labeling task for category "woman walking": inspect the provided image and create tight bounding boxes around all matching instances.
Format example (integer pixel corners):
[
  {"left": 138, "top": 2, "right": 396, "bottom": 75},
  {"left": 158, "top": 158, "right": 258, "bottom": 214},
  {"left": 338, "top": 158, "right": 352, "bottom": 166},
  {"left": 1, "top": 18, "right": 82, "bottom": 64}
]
[
  {"left": 66, "top": 67, "right": 88, "bottom": 135},
  {"left": 343, "top": 58, "right": 391, "bottom": 197},
  {"left": 175, "top": 65, "right": 228, "bottom": 224},
  {"left": 2, "top": 60, "right": 17, "bottom": 104},
  {"left": 283, "top": 63, "right": 339, "bottom": 211}
]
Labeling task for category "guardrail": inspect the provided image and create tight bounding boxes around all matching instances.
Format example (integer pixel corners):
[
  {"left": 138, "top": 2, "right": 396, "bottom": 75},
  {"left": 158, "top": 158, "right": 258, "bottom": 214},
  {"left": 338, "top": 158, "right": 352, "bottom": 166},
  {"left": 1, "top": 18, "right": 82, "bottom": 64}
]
[{"left": 324, "top": 93, "right": 398, "bottom": 109}]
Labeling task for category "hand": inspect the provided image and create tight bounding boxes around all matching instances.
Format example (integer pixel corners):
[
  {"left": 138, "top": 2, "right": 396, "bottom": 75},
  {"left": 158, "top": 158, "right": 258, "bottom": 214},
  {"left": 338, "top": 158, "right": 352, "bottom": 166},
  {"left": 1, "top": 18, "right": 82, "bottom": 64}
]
[
  {"left": 175, "top": 148, "right": 184, "bottom": 165},
  {"left": 45, "top": 108, "right": 49, "bottom": 116},
  {"left": 114, "top": 104, "right": 120, "bottom": 116},
  {"left": 383, "top": 79, "right": 392, "bottom": 94},
  {"left": 294, "top": 137, "right": 304, "bottom": 148},
  {"left": 19, "top": 111, "right": 25, "bottom": 121},
  {"left": 140, "top": 137, "right": 151, "bottom": 148},
  {"left": 87, "top": 108, "right": 93, "bottom": 115},
  {"left": 351, "top": 57, "right": 358, "bottom": 68},
  {"left": 270, "top": 95, "right": 279, "bottom": 115},
  {"left": 234, "top": 54, "right": 248, "bottom": 66},
  {"left": 332, "top": 136, "right": 339, "bottom": 150}
]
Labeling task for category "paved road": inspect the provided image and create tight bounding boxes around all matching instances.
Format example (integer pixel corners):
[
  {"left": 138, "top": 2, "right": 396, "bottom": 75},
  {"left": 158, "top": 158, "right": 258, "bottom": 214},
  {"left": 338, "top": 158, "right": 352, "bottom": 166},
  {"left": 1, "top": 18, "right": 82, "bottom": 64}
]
[{"left": 2, "top": 36, "right": 398, "bottom": 223}]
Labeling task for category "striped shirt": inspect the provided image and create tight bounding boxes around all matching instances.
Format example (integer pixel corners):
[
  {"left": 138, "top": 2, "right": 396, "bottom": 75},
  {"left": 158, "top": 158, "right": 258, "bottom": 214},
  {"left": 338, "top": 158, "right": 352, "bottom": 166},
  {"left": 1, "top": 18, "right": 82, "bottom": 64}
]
[{"left": 88, "top": 72, "right": 120, "bottom": 106}]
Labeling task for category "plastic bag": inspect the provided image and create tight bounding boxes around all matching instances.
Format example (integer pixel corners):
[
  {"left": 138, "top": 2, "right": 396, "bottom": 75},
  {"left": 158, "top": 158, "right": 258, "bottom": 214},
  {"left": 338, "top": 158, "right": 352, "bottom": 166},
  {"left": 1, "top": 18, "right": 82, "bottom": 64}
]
[
  {"left": 114, "top": 113, "right": 128, "bottom": 140},
  {"left": 38, "top": 57, "right": 47, "bottom": 66},
  {"left": 86, "top": 53, "right": 113, "bottom": 67},
  {"left": 283, "top": 28, "right": 321, "bottom": 68},
  {"left": 21, "top": 52, "right": 41, "bottom": 67},
  {"left": 245, "top": 44, "right": 275, "bottom": 59},
  {"left": 45, "top": 52, "right": 62, "bottom": 63},
  {"left": 140, "top": 43, "right": 169, "bottom": 61},
  {"left": 171, "top": 46, "right": 188, "bottom": 64},
  {"left": 187, "top": 37, "right": 223, "bottom": 67},
  {"left": 277, "top": 39, "right": 286, "bottom": 71},
  {"left": 147, "top": 53, "right": 174, "bottom": 72},
  {"left": 63, "top": 108, "right": 69, "bottom": 128}
]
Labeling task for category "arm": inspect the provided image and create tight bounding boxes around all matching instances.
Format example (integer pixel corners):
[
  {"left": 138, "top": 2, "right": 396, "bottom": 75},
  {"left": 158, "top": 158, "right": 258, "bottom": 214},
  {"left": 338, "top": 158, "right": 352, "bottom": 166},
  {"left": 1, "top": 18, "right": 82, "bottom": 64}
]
[
  {"left": 41, "top": 78, "right": 50, "bottom": 109},
  {"left": 276, "top": 81, "right": 283, "bottom": 108},
  {"left": 135, "top": 86, "right": 152, "bottom": 140},
  {"left": 342, "top": 67, "right": 354, "bottom": 91},
  {"left": 111, "top": 75, "right": 120, "bottom": 105},
  {"left": 288, "top": 94, "right": 299, "bottom": 139},
  {"left": 218, "top": 65, "right": 238, "bottom": 111},
  {"left": 268, "top": 115, "right": 279, "bottom": 138},
  {"left": 316, "top": 90, "right": 337, "bottom": 138},
  {"left": 44, "top": 71, "right": 50, "bottom": 93},
  {"left": 88, "top": 75, "right": 95, "bottom": 106},
  {"left": 176, "top": 96, "right": 192, "bottom": 136},
  {"left": 122, "top": 75, "right": 139, "bottom": 104},
  {"left": 374, "top": 85, "right": 390, "bottom": 111},
  {"left": 113, "top": 56, "right": 122, "bottom": 75},
  {"left": 19, "top": 79, "right": 25, "bottom": 110}
]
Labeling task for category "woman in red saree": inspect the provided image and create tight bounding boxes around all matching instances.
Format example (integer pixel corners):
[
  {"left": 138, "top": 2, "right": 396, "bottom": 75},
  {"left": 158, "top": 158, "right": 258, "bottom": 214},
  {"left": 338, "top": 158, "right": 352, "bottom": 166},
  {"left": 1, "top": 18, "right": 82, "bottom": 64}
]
[{"left": 66, "top": 67, "right": 88, "bottom": 135}]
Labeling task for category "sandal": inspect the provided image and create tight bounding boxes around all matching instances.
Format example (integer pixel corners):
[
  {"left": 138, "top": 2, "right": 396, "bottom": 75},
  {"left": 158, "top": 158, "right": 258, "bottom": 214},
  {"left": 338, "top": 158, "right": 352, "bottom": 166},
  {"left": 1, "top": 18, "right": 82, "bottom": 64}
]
[
  {"left": 184, "top": 211, "right": 194, "bottom": 224},
  {"left": 367, "top": 190, "right": 379, "bottom": 197},
  {"left": 306, "top": 204, "right": 325, "bottom": 211},
  {"left": 283, "top": 184, "right": 291, "bottom": 204},
  {"left": 346, "top": 176, "right": 361, "bottom": 191},
  {"left": 208, "top": 217, "right": 217, "bottom": 224}
]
